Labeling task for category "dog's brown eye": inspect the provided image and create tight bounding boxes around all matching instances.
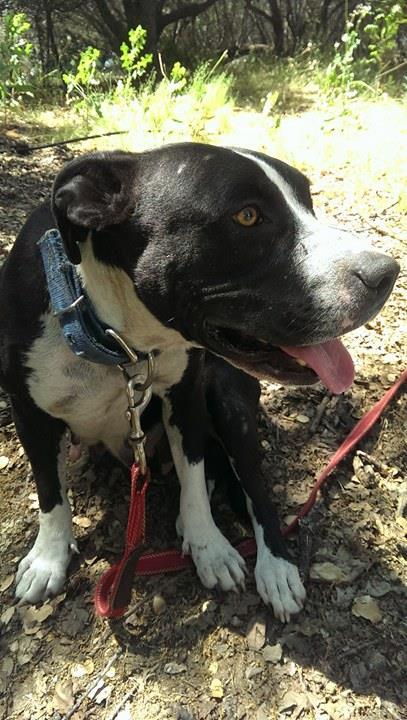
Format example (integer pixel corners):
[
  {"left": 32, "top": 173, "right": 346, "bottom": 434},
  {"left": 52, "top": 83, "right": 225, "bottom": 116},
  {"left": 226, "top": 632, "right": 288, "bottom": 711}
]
[{"left": 233, "top": 206, "right": 261, "bottom": 227}]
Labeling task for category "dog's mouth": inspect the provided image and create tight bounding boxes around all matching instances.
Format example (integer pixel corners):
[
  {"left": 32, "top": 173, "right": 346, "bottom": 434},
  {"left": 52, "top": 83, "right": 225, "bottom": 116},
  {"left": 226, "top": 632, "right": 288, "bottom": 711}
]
[{"left": 204, "top": 324, "right": 355, "bottom": 394}]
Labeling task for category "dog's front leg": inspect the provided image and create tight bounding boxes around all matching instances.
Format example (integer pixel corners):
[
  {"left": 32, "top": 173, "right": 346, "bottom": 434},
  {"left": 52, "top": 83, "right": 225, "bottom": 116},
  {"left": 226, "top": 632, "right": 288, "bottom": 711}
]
[
  {"left": 12, "top": 396, "right": 77, "bottom": 603},
  {"left": 207, "top": 367, "right": 306, "bottom": 622},
  {"left": 162, "top": 363, "right": 246, "bottom": 592}
]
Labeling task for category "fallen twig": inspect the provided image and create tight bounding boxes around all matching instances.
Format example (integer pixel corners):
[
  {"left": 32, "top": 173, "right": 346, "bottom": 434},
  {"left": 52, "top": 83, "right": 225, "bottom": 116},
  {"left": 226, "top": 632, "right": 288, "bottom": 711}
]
[
  {"left": 12, "top": 130, "right": 128, "bottom": 155},
  {"left": 310, "top": 395, "right": 330, "bottom": 433},
  {"left": 61, "top": 648, "right": 123, "bottom": 720},
  {"left": 362, "top": 215, "right": 403, "bottom": 241},
  {"left": 298, "top": 500, "right": 324, "bottom": 580},
  {"left": 396, "top": 481, "right": 407, "bottom": 518},
  {"left": 356, "top": 450, "right": 391, "bottom": 475},
  {"left": 106, "top": 680, "right": 140, "bottom": 720}
]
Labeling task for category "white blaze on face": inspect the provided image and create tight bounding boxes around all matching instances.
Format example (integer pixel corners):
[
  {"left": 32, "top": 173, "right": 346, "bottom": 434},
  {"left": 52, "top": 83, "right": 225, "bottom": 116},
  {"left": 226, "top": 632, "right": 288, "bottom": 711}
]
[
  {"left": 234, "top": 149, "right": 318, "bottom": 230},
  {"left": 235, "top": 149, "right": 372, "bottom": 285}
]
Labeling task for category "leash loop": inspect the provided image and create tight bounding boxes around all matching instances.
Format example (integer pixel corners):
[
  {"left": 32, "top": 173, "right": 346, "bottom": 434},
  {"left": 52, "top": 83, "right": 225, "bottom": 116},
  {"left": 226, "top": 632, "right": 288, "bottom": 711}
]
[{"left": 94, "top": 463, "right": 150, "bottom": 617}]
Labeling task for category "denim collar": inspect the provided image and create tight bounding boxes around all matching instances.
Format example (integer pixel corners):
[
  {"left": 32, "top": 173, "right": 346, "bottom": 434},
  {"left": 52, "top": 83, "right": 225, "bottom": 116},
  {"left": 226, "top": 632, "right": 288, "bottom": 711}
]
[{"left": 38, "top": 228, "right": 143, "bottom": 366}]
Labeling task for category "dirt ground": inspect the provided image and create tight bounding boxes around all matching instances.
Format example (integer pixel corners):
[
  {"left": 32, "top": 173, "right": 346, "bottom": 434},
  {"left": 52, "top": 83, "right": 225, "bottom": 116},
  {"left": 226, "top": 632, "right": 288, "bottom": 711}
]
[{"left": 0, "top": 130, "right": 406, "bottom": 720}]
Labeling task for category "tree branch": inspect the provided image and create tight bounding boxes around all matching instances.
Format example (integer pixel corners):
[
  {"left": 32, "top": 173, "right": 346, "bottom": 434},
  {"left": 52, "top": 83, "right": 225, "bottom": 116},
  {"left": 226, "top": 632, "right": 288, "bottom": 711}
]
[
  {"left": 160, "top": 0, "right": 220, "bottom": 31},
  {"left": 245, "top": 0, "right": 273, "bottom": 24},
  {"left": 93, "top": 0, "right": 127, "bottom": 44}
]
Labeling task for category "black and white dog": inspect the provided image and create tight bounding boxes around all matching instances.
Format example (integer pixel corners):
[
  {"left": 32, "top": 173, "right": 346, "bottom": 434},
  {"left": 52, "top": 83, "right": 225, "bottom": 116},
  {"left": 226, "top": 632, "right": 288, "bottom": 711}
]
[{"left": 0, "top": 144, "right": 399, "bottom": 622}]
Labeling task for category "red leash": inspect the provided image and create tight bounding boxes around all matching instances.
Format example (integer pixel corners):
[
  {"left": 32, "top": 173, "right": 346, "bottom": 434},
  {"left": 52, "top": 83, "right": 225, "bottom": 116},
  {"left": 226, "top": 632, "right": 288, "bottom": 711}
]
[{"left": 94, "top": 368, "right": 406, "bottom": 617}]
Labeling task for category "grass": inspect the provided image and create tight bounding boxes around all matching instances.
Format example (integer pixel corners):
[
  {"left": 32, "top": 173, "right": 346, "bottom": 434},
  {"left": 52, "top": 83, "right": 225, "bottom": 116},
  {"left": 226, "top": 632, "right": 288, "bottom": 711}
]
[{"left": 3, "top": 59, "right": 407, "bottom": 215}]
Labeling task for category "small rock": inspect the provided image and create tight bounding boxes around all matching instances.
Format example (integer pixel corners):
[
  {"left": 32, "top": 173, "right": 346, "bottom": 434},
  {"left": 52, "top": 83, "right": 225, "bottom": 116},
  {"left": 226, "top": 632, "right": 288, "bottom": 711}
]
[
  {"left": 210, "top": 677, "right": 224, "bottom": 699},
  {"left": 152, "top": 594, "right": 166, "bottom": 615},
  {"left": 164, "top": 662, "right": 187, "bottom": 675},
  {"left": 296, "top": 414, "right": 310, "bottom": 424},
  {"left": 263, "top": 643, "right": 282, "bottom": 663},
  {"left": 202, "top": 599, "right": 217, "bottom": 614},
  {"left": 71, "top": 658, "right": 94, "bottom": 677}
]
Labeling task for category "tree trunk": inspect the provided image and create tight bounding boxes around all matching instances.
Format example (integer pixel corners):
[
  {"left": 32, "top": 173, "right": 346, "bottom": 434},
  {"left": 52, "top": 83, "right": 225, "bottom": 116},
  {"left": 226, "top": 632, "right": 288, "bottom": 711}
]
[
  {"left": 93, "top": 0, "right": 221, "bottom": 66},
  {"left": 123, "top": 0, "right": 160, "bottom": 61},
  {"left": 267, "top": 0, "right": 285, "bottom": 57},
  {"left": 44, "top": 0, "right": 60, "bottom": 71}
]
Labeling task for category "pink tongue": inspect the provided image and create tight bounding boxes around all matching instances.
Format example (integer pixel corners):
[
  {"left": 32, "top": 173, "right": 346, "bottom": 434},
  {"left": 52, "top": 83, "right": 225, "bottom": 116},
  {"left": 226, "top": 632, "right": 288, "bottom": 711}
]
[{"left": 280, "top": 339, "right": 355, "bottom": 394}]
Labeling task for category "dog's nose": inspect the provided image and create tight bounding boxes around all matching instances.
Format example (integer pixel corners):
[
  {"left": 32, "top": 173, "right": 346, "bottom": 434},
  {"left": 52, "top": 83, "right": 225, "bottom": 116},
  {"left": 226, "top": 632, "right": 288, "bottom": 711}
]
[{"left": 352, "top": 251, "right": 400, "bottom": 297}]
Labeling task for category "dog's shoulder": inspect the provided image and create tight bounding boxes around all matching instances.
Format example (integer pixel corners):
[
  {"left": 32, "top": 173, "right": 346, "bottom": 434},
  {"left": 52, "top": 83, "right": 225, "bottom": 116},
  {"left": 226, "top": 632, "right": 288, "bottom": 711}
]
[
  {"left": 0, "top": 203, "right": 53, "bottom": 390},
  {"left": 1, "top": 202, "right": 52, "bottom": 309}
]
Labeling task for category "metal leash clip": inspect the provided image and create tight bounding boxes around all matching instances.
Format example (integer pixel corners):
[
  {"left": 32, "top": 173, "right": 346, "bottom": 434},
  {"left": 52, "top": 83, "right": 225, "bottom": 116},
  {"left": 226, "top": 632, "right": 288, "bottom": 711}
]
[{"left": 105, "top": 328, "right": 154, "bottom": 474}]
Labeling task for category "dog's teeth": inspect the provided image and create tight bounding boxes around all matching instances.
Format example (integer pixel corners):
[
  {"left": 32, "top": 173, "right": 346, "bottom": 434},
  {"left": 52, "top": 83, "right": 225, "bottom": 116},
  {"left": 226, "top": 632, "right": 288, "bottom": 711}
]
[{"left": 296, "top": 359, "right": 307, "bottom": 367}]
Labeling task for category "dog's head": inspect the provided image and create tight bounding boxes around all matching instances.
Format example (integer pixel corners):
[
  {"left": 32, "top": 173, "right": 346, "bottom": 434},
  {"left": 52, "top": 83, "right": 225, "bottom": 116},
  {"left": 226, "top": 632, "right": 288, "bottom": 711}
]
[{"left": 52, "top": 144, "right": 399, "bottom": 393}]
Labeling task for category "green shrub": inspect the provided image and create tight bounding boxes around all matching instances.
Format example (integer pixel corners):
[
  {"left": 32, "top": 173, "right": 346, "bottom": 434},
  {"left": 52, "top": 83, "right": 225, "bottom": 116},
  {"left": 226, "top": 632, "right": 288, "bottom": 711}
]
[
  {"left": 323, "top": 2, "right": 406, "bottom": 95},
  {"left": 0, "top": 12, "right": 34, "bottom": 106}
]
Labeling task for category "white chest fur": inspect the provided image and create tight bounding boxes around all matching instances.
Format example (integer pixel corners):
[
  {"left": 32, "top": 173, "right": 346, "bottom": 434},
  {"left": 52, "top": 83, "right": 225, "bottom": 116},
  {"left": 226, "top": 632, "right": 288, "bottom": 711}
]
[{"left": 26, "top": 310, "right": 189, "bottom": 457}]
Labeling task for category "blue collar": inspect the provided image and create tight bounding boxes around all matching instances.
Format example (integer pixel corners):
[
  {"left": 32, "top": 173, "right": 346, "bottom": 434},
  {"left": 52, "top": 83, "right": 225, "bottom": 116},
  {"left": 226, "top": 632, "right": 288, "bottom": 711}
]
[{"left": 39, "top": 228, "right": 141, "bottom": 366}]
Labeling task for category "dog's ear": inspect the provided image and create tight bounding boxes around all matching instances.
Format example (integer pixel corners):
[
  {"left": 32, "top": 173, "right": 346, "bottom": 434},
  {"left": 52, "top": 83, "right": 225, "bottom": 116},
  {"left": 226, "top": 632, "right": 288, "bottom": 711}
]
[{"left": 52, "top": 153, "right": 137, "bottom": 264}]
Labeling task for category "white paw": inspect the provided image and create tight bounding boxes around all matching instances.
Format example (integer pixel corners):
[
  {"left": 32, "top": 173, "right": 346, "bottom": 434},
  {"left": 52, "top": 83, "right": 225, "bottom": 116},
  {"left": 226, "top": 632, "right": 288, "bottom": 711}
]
[
  {"left": 16, "top": 530, "right": 77, "bottom": 604},
  {"left": 183, "top": 525, "right": 246, "bottom": 592},
  {"left": 255, "top": 552, "right": 306, "bottom": 623}
]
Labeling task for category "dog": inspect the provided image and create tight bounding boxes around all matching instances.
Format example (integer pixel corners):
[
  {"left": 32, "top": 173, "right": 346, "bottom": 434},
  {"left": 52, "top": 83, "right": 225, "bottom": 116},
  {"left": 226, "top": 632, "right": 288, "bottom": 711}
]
[{"left": 0, "top": 143, "right": 399, "bottom": 622}]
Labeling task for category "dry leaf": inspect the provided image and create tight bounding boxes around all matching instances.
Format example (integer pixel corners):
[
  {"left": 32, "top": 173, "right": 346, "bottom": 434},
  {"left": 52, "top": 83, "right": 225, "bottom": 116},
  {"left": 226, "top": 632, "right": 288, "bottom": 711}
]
[
  {"left": 1, "top": 657, "right": 14, "bottom": 676},
  {"left": 0, "top": 574, "right": 14, "bottom": 592},
  {"left": 310, "top": 562, "right": 350, "bottom": 583},
  {"left": 279, "top": 690, "right": 308, "bottom": 713},
  {"left": 54, "top": 680, "right": 74, "bottom": 713},
  {"left": 246, "top": 616, "right": 266, "bottom": 651},
  {"left": 1, "top": 606, "right": 15, "bottom": 625},
  {"left": 263, "top": 643, "right": 282, "bottom": 663},
  {"left": 0, "top": 456, "right": 9, "bottom": 470},
  {"left": 209, "top": 661, "right": 218, "bottom": 675},
  {"left": 352, "top": 595, "right": 382, "bottom": 624},
  {"left": 73, "top": 515, "right": 92, "bottom": 528},
  {"left": 210, "top": 678, "right": 224, "bottom": 699},
  {"left": 21, "top": 603, "right": 53, "bottom": 630}
]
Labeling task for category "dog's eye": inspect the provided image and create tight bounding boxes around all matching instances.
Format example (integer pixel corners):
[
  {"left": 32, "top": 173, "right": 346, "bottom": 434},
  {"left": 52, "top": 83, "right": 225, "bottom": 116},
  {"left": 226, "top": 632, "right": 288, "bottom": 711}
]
[{"left": 233, "top": 206, "right": 262, "bottom": 227}]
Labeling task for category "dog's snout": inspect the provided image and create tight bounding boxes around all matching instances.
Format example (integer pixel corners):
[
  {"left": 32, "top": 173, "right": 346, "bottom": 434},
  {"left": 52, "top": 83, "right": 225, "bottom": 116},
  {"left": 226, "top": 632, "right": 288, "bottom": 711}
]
[{"left": 352, "top": 251, "right": 400, "bottom": 296}]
